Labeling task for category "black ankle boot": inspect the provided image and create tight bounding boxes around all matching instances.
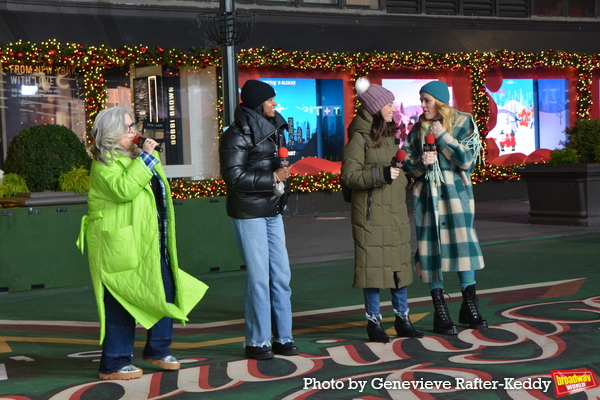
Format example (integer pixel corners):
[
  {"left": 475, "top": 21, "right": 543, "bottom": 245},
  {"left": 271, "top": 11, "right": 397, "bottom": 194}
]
[
  {"left": 366, "top": 318, "right": 391, "bottom": 343},
  {"left": 431, "top": 288, "right": 458, "bottom": 335},
  {"left": 394, "top": 315, "right": 425, "bottom": 338},
  {"left": 459, "top": 284, "right": 488, "bottom": 330}
]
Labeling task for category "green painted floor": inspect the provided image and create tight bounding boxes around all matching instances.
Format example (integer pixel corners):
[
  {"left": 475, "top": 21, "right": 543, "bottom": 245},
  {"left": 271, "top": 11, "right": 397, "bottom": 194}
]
[{"left": 1, "top": 233, "right": 600, "bottom": 399}]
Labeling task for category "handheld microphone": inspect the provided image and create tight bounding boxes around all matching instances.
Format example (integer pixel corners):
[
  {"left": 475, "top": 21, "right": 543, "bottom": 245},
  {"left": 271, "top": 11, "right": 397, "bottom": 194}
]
[
  {"left": 391, "top": 149, "right": 407, "bottom": 169},
  {"left": 134, "top": 134, "right": 163, "bottom": 153},
  {"left": 278, "top": 147, "right": 289, "bottom": 168},
  {"left": 423, "top": 134, "right": 436, "bottom": 171}
]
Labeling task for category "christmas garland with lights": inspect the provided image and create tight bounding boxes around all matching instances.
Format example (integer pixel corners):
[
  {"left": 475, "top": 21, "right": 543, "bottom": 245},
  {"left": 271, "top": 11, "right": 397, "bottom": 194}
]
[{"left": 1, "top": 41, "right": 596, "bottom": 197}]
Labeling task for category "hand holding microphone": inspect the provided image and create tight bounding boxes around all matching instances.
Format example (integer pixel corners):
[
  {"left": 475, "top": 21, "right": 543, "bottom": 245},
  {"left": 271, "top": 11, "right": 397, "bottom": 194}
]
[
  {"left": 274, "top": 147, "right": 291, "bottom": 181},
  {"left": 389, "top": 149, "right": 407, "bottom": 180},
  {"left": 273, "top": 147, "right": 290, "bottom": 197},
  {"left": 391, "top": 149, "right": 406, "bottom": 169},
  {"left": 134, "top": 134, "right": 163, "bottom": 153},
  {"left": 278, "top": 147, "right": 290, "bottom": 168},
  {"left": 423, "top": 134, "right": 437, "bottom": 171},
  {"left": 383, "top": 149, "right": 406, "bottom": 182}
]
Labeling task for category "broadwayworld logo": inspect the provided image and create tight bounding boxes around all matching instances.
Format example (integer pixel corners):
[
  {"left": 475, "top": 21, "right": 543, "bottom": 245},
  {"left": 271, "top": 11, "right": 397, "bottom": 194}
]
[{"left": 551, "top": 369, "right": 598, "bottom": 397}]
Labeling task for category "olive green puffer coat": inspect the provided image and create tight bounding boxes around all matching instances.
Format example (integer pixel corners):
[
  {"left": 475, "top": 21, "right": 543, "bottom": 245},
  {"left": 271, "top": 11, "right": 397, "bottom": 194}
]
[{"left": 341, "top": 108, "right": 412, "bottom": 289}]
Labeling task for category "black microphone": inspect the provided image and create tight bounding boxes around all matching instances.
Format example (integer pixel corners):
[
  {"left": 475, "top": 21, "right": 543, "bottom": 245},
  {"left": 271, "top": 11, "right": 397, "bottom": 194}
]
[
  {"left": 391, "top": 149, "right": 407, "bottom": 169},
  {"left": 278, "top": 147, "right": 290, "bottom": 168},
  {"left": 134, "top": 134, "right": 163, "bottom": 153},
  {"left": 424, "top": 133, "right": 436, "bottom": 171}
]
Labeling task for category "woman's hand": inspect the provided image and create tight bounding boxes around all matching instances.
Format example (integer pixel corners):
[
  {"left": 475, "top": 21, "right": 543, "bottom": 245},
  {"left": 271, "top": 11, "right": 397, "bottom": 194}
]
[
  {"left": 142, "top": 138, "right": 158, "bottom": 153},
  {"left": 274, "top": 167, "right": 291, "bottom": 181},
  {"left": 422, "top": 151, "right": 438, "bottom": 167},
  {"left": 430, "top": 121, "right": 444, "bottom": 138},
  {"left": 390, "top": 166, "right": 400, "bottom": 180}
]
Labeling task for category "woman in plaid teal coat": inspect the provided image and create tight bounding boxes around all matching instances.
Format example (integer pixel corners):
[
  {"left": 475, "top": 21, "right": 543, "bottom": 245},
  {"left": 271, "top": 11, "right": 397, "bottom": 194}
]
[{"left": 402, "top": 81, "right": 488, "bottom": 335}]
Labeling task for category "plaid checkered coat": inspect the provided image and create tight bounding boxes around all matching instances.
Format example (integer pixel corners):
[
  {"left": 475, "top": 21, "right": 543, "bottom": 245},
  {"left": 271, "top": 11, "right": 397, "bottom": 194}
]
[
  {"left": 401, "top": 111, "right": 484, "bottom": 283},
  {"left": 342, "top": 108, "right": 413, "bottom": 289}
]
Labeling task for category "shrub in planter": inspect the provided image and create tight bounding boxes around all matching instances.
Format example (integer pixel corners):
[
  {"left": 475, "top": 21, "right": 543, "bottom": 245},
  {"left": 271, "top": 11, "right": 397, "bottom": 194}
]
[
  {"left": 521, "top": 118, "right": 600, "bottom": 226},
  {"left": 0, "top": 173, "right": 29, "bottom": 198},
  {"left": 548, "top": 149, "right": 578, "bottom": 165},
  {"left": 3, "top": 125, "right": 91, "bottom": 192},
  {"left": 58, "top": 166, "right": 90, "bottom": 194},
  {"left": 550, "top": 118, "right": 600, "bottom": 164}
]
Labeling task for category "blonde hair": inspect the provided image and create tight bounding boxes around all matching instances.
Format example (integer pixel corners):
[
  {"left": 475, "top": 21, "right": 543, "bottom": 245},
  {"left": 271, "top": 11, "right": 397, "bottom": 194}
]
[
  {"left": 91, "top": 107, "right": 141, "bottom": 166},
  {"left": 417, "top": 99, "right": 458, "bottom": 138}
]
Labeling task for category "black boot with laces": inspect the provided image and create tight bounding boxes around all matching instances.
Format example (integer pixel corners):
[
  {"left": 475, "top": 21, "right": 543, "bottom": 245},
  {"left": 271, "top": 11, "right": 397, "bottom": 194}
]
[
  {"left": 459, "top": 284, "right": 488, "bottom": 330},
  {"left": 431, "top": 288, "right": 458, "bottom": 335}
]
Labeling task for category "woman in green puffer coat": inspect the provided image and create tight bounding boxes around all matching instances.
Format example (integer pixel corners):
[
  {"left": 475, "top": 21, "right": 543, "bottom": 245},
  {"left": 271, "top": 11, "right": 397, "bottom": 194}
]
[
  {"left": 342, "top": 78, "right": 423, "bottom": 343},
  {"left": 77, "top": 107, "right": 208, "bottom": 380}
]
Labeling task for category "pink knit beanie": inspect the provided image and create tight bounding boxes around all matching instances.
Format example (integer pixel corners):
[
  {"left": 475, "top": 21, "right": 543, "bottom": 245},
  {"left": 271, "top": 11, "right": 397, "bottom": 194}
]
[{"left": 355, "top": 77, "right": 395, "bottom": 116}]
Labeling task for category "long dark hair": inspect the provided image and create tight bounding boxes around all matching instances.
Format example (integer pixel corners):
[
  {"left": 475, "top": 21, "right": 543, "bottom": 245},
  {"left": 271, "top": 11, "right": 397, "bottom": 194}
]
[{"left": 370, "top": 111, "right": 398, "bottom": 148}]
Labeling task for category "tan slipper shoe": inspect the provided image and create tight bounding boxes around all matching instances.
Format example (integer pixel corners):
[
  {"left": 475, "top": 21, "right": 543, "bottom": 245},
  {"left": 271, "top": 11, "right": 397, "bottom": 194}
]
[
  {"left": 98, "top": 364, "right": 143, "bottom": 380},
  {"left": 142, "top": 355, "right": 181, "bottom": 370}
]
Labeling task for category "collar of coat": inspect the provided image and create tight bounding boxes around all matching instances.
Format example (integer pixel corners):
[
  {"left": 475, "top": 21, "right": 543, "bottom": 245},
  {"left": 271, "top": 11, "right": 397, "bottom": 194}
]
[
  {"left": 347, "top": 107, "right": 375, "bottom": 141},
  {"left": 233, "top": 105, "right": 288, "bottom": 145}
]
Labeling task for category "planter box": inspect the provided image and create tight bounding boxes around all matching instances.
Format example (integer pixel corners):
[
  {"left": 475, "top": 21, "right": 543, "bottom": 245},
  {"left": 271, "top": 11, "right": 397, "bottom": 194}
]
[
  {"left": 0, "top": 191, "right": 87, "bottom": 207},
  {"left": 519, "top": 163, "right": 600, "bottom": 226},
  {"left": 0, "top": 198, "right": 243, "bottom": 292}
]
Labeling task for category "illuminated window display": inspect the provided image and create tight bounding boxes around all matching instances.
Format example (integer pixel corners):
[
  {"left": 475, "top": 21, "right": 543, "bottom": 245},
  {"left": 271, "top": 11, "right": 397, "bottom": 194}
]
[
  {"left": 259, "top": 77, "right": 345, "bottom": 162},
  {"left": 487, "top": 79, "right": 536, "bottom": 155},
  {"left": 105, "top": 65, "right": 220, "bottom": 179},
  {"left": 538, "top": 79, "right": 569, "bottom": 149},
  {"left": 487, "top": 78, "right": 569, "bottom": 155},
  {"left": 382, "top": 78, "right": 454, "bottom": 147},
  {"left": 1, "top": 64, "right": 86, "bottom": 164}
]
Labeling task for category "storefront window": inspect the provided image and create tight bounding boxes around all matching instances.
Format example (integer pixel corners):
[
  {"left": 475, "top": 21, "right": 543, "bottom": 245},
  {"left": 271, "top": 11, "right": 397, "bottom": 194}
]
[
  {"left": 258, "top": 77, "right": 345, "bottom": 162},
  {"left": 382, "top": 78, "right": 455, "bottom": 148},
  {"left": 105, "top": 67, "right": 133, "bottom": 114},
  {"left": 538, "top": 79, "right": 569, "bottom": 148},
  {"left": 102, "top": 65, "right": 220, "bottom": 179},
  {"left": 1, "top": 64, "right": 86, "bottom": 166},
  {"left": 486, "top": 78, "right": 569, "bottom": 155},
  {"left": 131, "top": 65, "right": 220, "bottom": 179}
]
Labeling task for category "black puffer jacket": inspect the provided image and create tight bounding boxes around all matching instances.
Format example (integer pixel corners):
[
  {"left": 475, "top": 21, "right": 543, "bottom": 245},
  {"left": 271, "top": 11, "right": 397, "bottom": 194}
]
[{"left": 219, "top": 105, "right": 289, "bottom": 219}]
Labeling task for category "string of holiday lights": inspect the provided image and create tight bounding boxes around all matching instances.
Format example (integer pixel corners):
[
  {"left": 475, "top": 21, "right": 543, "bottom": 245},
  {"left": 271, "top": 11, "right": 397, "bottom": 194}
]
[
  {"left": 1, "top": 41, "right": 597, "bottom": 196},
  {"left": 577, "top": 67, "right": 594, "bottom": 119},
  {"left": 170, "top": 173, "right": 343, "bottom": 199},
  {"left": 169, "top": 167, "right": 527, "bottom": 198}
]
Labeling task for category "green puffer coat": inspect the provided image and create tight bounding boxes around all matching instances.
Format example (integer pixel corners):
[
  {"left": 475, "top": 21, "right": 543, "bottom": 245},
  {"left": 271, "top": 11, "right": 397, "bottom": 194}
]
[
  {"left": 341, "top": 108, "right": 413, "bottom": 289},
  {"left": 77, "top": 152, "right": 208, "bottom": 343}
]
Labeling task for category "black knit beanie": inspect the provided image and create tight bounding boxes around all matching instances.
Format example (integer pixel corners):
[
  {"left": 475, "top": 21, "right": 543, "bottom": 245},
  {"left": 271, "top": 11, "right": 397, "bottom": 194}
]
[{"left": 241, "top": 80, "right": 276, "bottom": 109}]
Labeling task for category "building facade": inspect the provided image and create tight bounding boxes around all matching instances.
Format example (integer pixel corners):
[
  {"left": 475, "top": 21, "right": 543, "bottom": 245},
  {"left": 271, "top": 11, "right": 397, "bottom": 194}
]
[{"left": 1, "top": 0, "right": 600, "bottom": 179}]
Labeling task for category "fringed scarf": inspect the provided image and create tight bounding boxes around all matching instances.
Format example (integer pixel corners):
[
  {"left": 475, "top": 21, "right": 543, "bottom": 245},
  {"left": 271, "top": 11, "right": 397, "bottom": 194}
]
[{"left": 424, "top": 114, "right": 483, "bottom": 187}]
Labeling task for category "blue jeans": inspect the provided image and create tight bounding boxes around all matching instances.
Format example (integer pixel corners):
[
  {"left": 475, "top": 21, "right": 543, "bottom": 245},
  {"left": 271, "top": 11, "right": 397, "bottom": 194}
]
[
  {"left": 98, "top": 257, "right": 175, "bottom": 374},
  {"left": 231, "top": 215, "right": 293, "bottom": 347},
  {"left": 363, "top": 286, "right": 409, "bottom": 321}
]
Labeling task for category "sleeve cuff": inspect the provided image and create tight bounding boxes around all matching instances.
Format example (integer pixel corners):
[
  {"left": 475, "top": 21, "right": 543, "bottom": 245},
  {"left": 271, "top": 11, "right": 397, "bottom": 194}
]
[{"left": 383, "top": 166, "right": 393, "bottom": 184}]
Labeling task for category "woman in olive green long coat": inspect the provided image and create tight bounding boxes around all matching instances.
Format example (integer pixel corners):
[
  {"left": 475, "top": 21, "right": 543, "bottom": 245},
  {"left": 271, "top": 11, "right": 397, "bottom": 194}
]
[{"left": 341, "top": 78, "right": 423, "bottom": 342}]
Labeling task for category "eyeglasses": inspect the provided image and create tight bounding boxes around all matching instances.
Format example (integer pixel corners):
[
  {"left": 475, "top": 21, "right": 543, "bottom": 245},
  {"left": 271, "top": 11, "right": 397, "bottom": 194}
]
[{"left": 127, "top": 122, "right": 137, "bottom": 131}]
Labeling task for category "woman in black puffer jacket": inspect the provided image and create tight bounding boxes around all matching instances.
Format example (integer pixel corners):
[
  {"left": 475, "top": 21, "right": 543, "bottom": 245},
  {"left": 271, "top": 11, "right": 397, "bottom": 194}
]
[{"left": 219, "top": 80, "right": 299, "bottom": 361}]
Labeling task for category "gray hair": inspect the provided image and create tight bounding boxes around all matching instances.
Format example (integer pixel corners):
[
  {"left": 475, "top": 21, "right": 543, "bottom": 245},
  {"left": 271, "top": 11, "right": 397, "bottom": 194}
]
[{"left": 91, "top": 107, "right": 141, "bottom": 166}]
